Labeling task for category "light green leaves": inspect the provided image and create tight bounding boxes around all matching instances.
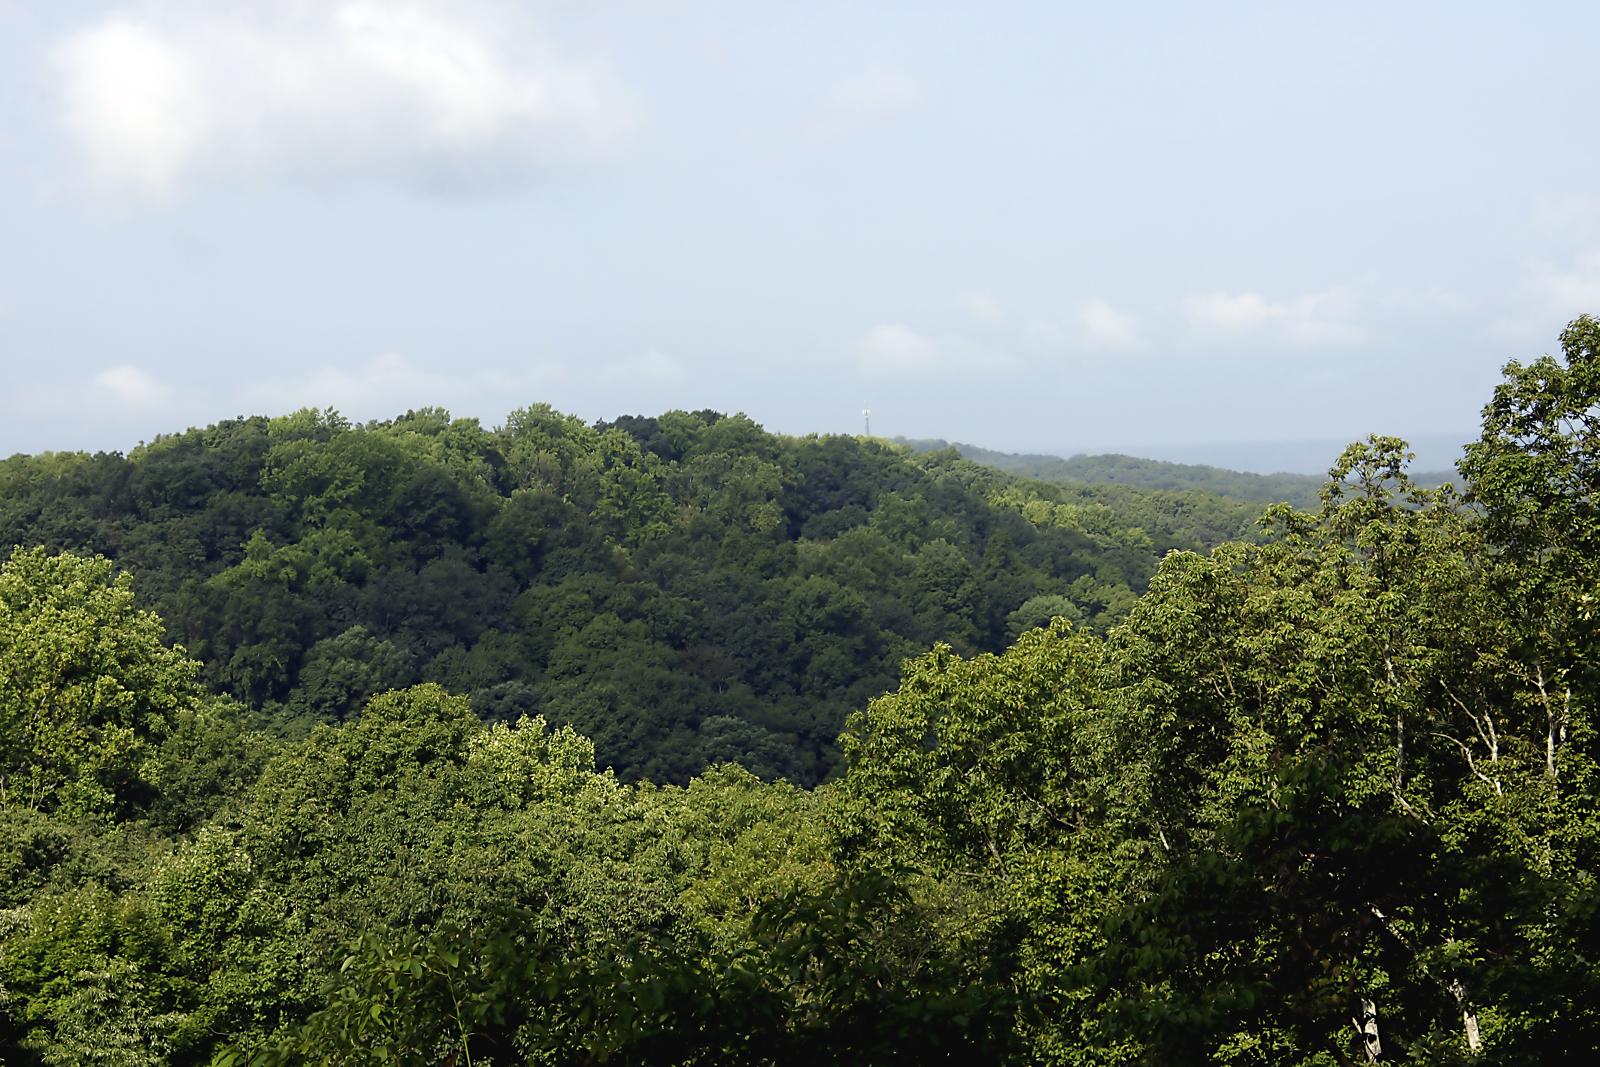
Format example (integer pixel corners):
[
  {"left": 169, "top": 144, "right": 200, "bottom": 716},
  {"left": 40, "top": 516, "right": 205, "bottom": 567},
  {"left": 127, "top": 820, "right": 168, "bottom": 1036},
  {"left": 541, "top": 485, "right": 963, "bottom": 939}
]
[{"left": 0, "top": 548, "right": 202, "bottom": 819}]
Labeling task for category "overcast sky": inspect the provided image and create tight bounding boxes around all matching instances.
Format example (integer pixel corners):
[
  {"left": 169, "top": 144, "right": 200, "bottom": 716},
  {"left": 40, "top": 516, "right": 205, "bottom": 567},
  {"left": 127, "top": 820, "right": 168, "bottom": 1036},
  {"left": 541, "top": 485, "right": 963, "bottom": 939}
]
[{"left": 2, "top": 1, "right": 1598, "bottom": 465}]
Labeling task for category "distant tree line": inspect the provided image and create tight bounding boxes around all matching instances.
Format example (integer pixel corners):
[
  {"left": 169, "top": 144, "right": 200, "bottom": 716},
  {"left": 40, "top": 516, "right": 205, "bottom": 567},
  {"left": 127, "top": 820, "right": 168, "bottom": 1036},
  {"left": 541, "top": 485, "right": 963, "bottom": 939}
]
[{"left": 898, "top": 437, "right": 1459, "bottom": 510}]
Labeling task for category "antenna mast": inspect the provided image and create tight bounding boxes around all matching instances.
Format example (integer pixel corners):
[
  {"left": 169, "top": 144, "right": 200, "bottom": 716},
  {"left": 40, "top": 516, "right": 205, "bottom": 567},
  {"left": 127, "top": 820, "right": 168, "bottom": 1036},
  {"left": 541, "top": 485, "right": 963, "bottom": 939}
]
[{"left": 862, "top": 407, "right": 872, "bottom": 436}]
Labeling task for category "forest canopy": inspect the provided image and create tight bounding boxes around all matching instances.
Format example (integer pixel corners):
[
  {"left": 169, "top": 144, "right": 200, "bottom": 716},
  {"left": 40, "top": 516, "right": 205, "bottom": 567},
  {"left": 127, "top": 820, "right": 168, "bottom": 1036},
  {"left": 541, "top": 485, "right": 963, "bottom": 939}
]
[
  {"left": 0, "top": 405, "right": 1262, "bottom": 784},
  {"left": 0, "top": 316, "right": 1598, "bottom": 1064}
]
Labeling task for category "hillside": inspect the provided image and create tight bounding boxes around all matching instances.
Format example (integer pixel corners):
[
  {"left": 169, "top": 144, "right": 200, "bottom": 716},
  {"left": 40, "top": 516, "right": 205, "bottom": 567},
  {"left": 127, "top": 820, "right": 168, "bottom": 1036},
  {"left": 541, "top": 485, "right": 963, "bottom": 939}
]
[{"left": 0, "top": 406, "right": 1264, "bottom": 785}]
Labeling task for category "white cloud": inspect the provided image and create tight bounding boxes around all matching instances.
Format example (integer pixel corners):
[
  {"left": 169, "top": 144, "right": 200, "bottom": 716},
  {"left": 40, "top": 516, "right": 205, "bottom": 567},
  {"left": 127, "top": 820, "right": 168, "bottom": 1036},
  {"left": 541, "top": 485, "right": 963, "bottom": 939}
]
[
  {"left": 1184, "top": 287, "right": 1363, "bottom": 346},
  {"left": 857, "top": 323, "right": 936, "bottom": 372},
  {"left": 1079, "top": 298, "right": 1140, "bottom": 348},
  {"left": 56, "top": 20, "right": 205, "bottom": 199},
  {"left": 52, "top": 1, "right": 635, "bottom": 199},
  {"left": 93, "top": 365, "right": 169, "bottom": 407}
]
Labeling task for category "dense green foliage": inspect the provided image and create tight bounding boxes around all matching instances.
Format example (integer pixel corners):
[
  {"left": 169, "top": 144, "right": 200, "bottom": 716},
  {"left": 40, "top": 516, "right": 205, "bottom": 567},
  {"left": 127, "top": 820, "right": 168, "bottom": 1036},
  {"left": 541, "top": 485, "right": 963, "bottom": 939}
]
[
  {"left": 0, "top": 408, "right": 1240, "bottom": 784},
  {"left": 2, "top": 317, "right": 1599, "bottom": 1063}
]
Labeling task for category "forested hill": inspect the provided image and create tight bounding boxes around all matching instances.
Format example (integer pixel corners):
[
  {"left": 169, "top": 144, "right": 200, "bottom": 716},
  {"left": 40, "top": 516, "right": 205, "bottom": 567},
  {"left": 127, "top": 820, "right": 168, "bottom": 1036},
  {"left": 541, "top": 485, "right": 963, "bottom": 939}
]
[
  {"left": 898, "top": 437, "right": 1457, "bottom": 508},
  {"left": 3, "top": 319, "right": 1600, "bottom": 1062},
  {"left": 0, "top": 405, "right": 1263, "bottom": 784}
]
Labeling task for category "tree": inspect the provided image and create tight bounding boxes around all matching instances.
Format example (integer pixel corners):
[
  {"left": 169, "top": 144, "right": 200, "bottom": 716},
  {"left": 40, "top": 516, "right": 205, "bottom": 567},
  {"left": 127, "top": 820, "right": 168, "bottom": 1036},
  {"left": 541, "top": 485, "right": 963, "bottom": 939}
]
[
  {"left": 1090, "top": 431, "right": 1600, "bottom": 1061},
  {"left": 0, "top": 548, "right": 202, "bottom": 818},
  {"left": 1460, "top": 314, "right": 1600, "bottom": 786}
]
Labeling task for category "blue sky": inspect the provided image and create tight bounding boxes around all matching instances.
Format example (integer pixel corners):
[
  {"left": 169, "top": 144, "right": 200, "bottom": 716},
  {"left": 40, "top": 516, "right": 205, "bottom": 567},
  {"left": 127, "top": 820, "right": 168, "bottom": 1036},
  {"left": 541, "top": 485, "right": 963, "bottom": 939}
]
[{"left": 2, "top": 1, "right": 1598, "bottom": 466}]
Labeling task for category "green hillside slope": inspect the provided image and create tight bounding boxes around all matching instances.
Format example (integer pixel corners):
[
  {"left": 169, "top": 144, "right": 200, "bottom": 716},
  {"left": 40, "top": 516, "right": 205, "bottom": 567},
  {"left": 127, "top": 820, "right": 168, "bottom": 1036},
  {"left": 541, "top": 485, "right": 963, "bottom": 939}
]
[{"left": 1, "top": 406, "right": 1256, "bottom": 784}]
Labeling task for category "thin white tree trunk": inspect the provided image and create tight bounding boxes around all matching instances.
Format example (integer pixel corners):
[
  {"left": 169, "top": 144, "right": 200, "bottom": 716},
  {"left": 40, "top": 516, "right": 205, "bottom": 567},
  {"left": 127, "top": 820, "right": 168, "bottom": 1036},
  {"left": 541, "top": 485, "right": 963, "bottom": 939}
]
[
  {"left": 1352, "top": 997, "right": 1382, "bottom": 1061},
  {"left": 1449, "top": 980, "right": 1483, "bottom": 1054}
]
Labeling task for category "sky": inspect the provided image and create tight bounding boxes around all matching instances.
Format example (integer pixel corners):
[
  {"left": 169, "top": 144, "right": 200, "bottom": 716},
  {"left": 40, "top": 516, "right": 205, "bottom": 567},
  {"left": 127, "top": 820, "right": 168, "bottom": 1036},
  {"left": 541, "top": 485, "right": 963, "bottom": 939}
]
[{"left": 2, "top": 1, "right": 1599, "bottom": 469}]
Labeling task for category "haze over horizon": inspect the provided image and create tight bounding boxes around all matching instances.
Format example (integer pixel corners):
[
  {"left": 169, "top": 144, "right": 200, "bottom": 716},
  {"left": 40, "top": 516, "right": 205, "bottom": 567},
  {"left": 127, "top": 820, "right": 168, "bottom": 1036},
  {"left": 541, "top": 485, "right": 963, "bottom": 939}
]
[
  {"left": 915, "top": 432, "right": 1474, "bottom": 478},
  {"left": 3, "top": 2, "right": 1598, "bottom": 460}
]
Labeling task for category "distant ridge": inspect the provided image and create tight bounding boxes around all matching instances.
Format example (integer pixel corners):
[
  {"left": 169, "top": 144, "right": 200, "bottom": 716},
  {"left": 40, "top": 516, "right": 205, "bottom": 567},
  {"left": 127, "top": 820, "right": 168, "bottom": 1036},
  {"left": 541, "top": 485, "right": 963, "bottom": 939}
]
[
  {"left": 1105, "top": 432, "right": 1472, "bottom": 476},
  {"left": 895, "top": 438, "right": 1456, "bottom": 509}
]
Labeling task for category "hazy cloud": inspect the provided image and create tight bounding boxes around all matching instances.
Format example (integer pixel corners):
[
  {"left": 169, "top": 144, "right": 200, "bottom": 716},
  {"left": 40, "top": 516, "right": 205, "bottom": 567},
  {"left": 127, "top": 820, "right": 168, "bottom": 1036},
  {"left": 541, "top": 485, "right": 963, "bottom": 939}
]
[
  {"left": 830, "top": 67, "right": 919, "bottom": 118},
  {"left": 857, "top": 323, "right": 935, "bottom": 372},
  {"left": 1533, "top": 250, "right": 1600, "bottom": 314},
  {"left": 853, "top": 319, "right": 1028, "bottom": 382},
  {"left": 93, "top": 364, "right": 169, "bottom": 407},
  {"left": 239, "top": 351, "right": 561, "bottom": 422},
  {"left": 957, "top": 290, "right": 1003, "bottom": 324},
  {"left": 1533, "top": 194, "right": 1600, "bottom": 243},
  {"left": 1378, "top": 285, "right": 1466, "bottom": 315},
  {"left": 1185, "top": 291, "right": 1278, "bottom": 332},
  {"left": 1020, "top": 319, "right": 1070, "bottom": 353},
  {"left": 818, "top": 66, "right": 920, "bottom": 138},
  {"left": 1184, "top": 287, "right": 1363, "bottom": 346},
  {"left": 7, "top": 353, "right": 563, "bottom": 453},
  {"left": 1079, "top": 298, "right": 1140, "bottom": 348},
  {"left": 617, "top": 349, "right": 686, "bottom": 385},
  {"left": 1490, "top": 251, "right": 1600, "bottom": 343},
  {"left": 10, "top": 365, "right": 177, "bottom": 437},
  {"left": 53, "top": 1, "right": 635, "bottom": 199}
]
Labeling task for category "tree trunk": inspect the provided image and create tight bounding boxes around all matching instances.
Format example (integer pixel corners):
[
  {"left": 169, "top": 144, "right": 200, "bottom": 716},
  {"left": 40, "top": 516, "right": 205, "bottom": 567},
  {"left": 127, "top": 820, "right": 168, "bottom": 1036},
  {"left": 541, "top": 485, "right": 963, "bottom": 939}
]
[
  {"left": 1352, "top": 997, "right": 1382, "bottom": 1061},
  {"left": 1449, "top": 980, "right": 1483, "bottom": 1054}
]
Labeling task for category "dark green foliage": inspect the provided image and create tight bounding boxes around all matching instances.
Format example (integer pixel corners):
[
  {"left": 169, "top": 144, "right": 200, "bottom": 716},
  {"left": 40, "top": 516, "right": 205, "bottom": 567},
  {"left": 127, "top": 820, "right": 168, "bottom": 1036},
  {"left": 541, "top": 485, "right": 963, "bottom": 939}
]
[
  {"left": 0, "top": 406, "right": 1179, "bottom": 783},
  {"left": 283, "top": 627, "right": 417, "bottom": 725},
  {"left": 141, "top": 700, "right": 275, "bottom": 834}
]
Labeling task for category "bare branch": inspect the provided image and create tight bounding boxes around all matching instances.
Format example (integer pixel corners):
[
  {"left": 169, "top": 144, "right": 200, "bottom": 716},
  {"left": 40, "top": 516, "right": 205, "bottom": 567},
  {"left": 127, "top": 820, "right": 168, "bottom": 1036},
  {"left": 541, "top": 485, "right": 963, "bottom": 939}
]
[{"left": 1428, "top": 731, "right": 1502, "bottom": 796}]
